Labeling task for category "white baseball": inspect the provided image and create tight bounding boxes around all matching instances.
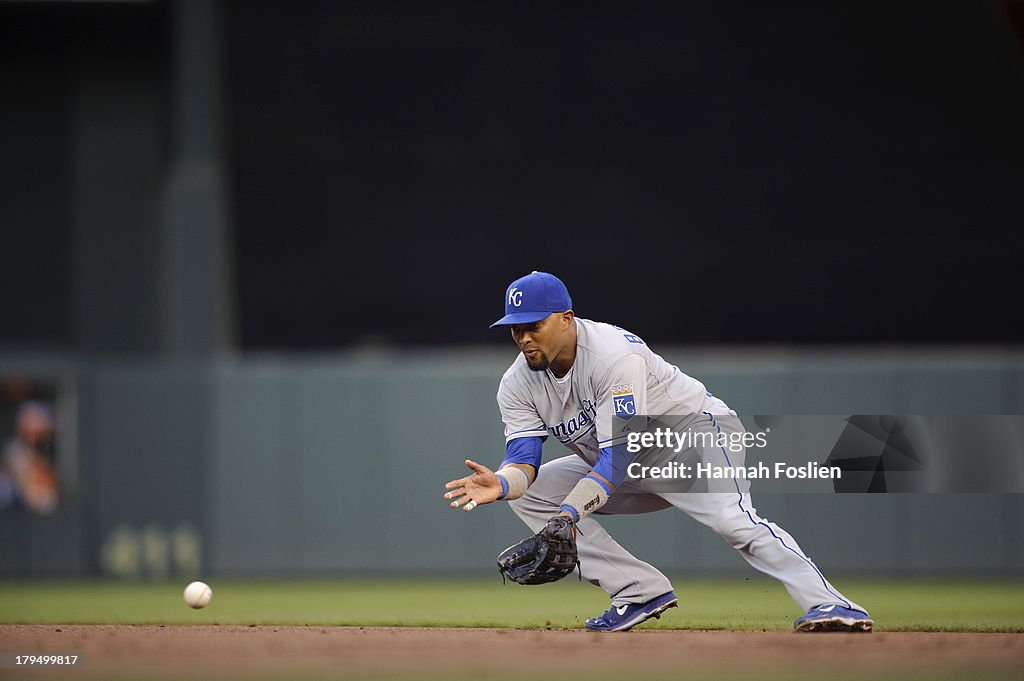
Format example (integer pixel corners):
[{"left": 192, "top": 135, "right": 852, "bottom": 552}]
[{"left": 183, "top": 581, "right": 213, "bottom": 609}]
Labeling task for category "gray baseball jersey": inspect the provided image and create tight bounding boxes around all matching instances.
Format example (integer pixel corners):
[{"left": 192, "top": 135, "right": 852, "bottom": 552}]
[{"left": 497, "top": 317, "right": 732, "bottom": 472}]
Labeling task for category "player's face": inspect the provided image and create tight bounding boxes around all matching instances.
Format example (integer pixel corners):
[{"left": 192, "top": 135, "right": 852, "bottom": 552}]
[{"left": 510, "top": 312, "right": 574, "bottom": 373}]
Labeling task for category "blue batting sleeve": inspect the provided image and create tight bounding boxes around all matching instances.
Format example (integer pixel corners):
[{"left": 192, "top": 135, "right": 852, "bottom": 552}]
[
  {"left": 591, "top": 445, "right": 630, "bottom": 490},
  {"left": 499, "top": 436, "right": 543, "bottom": 471}
]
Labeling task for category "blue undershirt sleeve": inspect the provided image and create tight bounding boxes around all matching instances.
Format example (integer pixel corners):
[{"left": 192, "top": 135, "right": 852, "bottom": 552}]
[
  {"left": 499, "top": 436, "right": 543, "bottom": 471},
  {"left": 591, "top": 444, "right": 630, "bottom": 491}
]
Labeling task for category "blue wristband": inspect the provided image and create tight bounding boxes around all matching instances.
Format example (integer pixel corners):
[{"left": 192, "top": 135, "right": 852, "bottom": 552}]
[
  {"left": 559, "top": 505, "right": 580, "bottom": 522},
  {"left": 498, "top": 475, "right": 510, "bottom": 500}
]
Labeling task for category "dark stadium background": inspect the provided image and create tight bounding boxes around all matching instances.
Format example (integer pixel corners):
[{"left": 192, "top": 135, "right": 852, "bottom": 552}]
[{"left": 3, "top": 0, "right": 1023, "bottom": 351}]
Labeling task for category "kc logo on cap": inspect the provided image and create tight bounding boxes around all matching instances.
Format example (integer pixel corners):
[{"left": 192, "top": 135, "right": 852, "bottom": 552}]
[{"left": 490, "top": 271, "right": 573, "bottom": 328}]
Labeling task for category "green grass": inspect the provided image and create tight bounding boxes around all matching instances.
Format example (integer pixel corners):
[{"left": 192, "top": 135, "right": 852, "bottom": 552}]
[{"left": 1, "top": 576, "right": 1023, "bottom": 632}]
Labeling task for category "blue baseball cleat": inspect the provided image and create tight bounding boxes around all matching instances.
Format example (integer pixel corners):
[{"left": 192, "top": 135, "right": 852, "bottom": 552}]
[
  {"left": 584, "top": 591, "right": 678, "bottom": 632},
  {"left": 794, "top": 604, "right": 874, "bottom": 632}
]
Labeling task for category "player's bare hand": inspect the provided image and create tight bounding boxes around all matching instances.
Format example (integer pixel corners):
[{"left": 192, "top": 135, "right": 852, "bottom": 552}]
[{"left": 444, "top": 459, "right": 501, "bottom": 511}]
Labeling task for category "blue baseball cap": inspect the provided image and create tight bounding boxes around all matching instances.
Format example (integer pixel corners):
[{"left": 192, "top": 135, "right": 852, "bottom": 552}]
[{"left": 490, "top": 271, "right": 573, "bottom": 328}]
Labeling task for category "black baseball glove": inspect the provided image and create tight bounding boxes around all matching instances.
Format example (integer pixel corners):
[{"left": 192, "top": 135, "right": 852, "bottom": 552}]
[{"left": 496, "top": 515, "right": 580, "bottom": 585}]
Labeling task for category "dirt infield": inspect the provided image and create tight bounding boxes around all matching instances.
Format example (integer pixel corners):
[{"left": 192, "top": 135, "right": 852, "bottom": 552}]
[{"left": 2, "top": 625, "right": 1023, "bottom": 680}]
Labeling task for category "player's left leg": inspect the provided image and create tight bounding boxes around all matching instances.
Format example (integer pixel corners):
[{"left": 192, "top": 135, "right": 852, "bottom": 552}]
[
  {"left": 664, "top": 489, "right": 867, "bottom": 613},
  {"left": 657, "top": 412, "right": 872, "bottom": 631}
]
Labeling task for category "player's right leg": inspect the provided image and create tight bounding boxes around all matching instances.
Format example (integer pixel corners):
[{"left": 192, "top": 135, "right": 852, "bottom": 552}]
[{"left": 507, "top": 455, "right": 675, "bottom": 621}]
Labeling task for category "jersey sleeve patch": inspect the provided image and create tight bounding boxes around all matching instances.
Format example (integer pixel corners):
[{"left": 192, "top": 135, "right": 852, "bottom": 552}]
[{"left": 611, "top": 383, "right": 636, "bottom": 418}]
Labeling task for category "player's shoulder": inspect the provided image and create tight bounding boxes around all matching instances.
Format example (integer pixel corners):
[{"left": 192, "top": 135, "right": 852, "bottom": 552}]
[
  {"left": 497, "top": 353, "right": 540, "bottom": 396},
  {"left": 575, "top": 318, "right": 650, "bottom": 366}
]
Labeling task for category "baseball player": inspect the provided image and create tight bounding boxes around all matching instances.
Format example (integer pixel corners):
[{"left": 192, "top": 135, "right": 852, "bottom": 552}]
[{"left": 444, "top": 271, "right": 873, "bottom": 632}]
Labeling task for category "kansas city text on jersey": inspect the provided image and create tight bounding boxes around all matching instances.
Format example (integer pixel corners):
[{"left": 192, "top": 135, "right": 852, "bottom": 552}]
[{"left": 547, "top": 399, "right": 598, "bottom": 440}]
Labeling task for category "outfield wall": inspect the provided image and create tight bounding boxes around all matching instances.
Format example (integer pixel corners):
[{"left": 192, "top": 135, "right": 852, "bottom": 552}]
[{"left": 2, "top": 347, "right": 1023, "bottom": 577}]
